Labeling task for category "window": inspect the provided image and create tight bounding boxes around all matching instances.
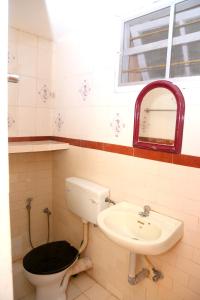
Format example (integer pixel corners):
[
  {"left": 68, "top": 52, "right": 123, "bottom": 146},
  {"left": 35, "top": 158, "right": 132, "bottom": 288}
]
[{"left": 119, "top": 0, "right": 200, "bottom": 85}]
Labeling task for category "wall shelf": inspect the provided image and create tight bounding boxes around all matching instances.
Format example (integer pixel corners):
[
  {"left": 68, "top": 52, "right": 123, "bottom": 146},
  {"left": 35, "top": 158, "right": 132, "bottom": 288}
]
[{"left": 9, "top": 140, "right": 69, "bottom": 154}]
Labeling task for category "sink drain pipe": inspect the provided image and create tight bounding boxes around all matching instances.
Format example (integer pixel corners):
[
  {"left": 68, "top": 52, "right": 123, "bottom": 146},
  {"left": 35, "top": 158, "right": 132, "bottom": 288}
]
[
  {"left": 144, "top": 255, "right": 164, "bottom": 282},
  {"left": 128, "top": 252, "right": 163, "bottom": 285},
  {"left": 128, "top": 252, "right": 150, "bottom": 285}
]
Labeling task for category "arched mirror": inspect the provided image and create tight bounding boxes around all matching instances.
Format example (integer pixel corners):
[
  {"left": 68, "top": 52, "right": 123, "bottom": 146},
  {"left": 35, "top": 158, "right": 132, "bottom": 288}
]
[{"left": 133, "top": 80, "right": 185, "bottom": 153}]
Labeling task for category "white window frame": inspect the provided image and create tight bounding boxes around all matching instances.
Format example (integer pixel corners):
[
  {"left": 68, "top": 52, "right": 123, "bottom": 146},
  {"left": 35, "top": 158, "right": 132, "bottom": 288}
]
[{"left": 115, "top": 0, "right": 200, "bottom": 92}]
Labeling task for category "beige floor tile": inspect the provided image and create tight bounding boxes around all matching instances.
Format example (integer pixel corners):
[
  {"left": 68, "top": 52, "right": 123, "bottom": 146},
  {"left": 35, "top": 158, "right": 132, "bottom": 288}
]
[
  {"left": 72, "top": 273, "right": 96, "bottom": 292},
  {"left": 84, "top": 283, "right": 110, "bottom": 300},
  {"left": 19, "top": 274, "right": 119, "bottom": 300},
  {"left": 107, "top": 296, "right": 119, "bottom": 300},
  {"left": 74, "top": 295, "right": 89, "bottom": 300},
  {"left": 67, "top": 281, "right": 82, "bottom": 300},
  {"left": 20, "top": 293, "right": 35, "bottom": 300}
]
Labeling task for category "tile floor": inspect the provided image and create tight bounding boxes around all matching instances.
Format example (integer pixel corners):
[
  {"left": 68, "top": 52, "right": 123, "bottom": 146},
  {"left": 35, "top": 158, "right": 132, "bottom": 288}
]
[{"left": 21, "top": 272, "right": 119, "bottom": 300}]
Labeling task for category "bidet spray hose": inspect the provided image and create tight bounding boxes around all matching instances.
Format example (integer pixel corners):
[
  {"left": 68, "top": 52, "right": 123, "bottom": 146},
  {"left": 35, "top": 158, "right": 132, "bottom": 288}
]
[{"left": 26, "top": 198, "right": 34, "bottom": 249}]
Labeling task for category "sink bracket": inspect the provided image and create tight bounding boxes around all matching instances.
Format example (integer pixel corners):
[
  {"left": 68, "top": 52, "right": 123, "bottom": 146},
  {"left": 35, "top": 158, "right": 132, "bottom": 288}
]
[
  {"left": 152, "top": 267, "right": 164, "bottom": 282},
  {"left": 128, "top": 268, "right": 150, "bottom": 285}
]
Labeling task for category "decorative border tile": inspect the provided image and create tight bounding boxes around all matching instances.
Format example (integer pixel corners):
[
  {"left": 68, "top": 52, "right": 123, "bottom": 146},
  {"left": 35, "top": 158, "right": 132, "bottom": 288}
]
[
  {"left": 172, "top": 154, "right": 200, "bottom": 168},
  {"left": 134, "top": 147, "right": 173, "bottom": 163},
  {"left": 9, "top": 136, "right": 51, "bottom": 142},
  {"left": 8, "top": 136, "right": 200, "bottom": 168},
  {"left": 103, "top": 143, "right": 133, "bottom": 156}
]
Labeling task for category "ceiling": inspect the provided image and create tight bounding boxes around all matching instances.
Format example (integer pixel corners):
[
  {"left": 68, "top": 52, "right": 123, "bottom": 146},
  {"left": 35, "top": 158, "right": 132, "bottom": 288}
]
[{"left": 9, "top": 0, "right": 165, "bottom": 40}]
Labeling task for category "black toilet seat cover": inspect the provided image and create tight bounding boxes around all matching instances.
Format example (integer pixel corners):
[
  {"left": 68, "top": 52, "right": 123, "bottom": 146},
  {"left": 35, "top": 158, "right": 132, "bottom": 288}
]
[{"left": 23, "top": 241, "right": 79, "bottom": 275}]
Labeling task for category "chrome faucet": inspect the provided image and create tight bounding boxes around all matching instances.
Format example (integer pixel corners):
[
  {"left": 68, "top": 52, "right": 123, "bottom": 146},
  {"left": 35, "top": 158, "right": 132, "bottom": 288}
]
[{"left": 139, "top": 205, "right": 151, "bottom": 217}]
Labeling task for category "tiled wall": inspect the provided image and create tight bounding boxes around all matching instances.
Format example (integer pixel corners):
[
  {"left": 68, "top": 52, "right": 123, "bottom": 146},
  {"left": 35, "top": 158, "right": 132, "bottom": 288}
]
[
  {"left": 9, "top": 152, "right": 53, "bottom": 261},
  {"left": 51, "top": 16, "right": 135, "bottom": 146},
  {"left": 53, "top": 146, "right": 200, "bottom": 300},
  {"left": 51, "top": 15, "right": 200, "bottom": 157},
  {"left": 8, "top": 27, "right": 53, "bottom": 137}
]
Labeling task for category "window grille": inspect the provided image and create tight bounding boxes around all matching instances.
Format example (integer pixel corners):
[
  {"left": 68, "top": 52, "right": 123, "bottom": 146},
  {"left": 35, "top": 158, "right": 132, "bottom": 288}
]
[{"left": 119, "top": 0, "right": 200, "bottom": 85}]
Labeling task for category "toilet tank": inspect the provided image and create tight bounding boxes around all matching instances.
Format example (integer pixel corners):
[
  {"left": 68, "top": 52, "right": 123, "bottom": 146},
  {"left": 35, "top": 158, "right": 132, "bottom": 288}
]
[{"left": 65, "top": 177, "right": 109, "bottom": 224}]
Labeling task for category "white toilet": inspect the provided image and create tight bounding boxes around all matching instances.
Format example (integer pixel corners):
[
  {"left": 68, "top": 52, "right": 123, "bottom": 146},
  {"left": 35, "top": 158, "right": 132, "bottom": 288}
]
[{"left": 23, "top": 177, "right": 109, "bottom": 300}]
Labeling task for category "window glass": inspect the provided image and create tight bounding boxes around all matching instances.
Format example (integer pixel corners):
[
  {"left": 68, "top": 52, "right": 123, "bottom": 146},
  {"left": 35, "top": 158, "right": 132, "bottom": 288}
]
[
  {"left": 120, "top": 7, "right": 170, "bottom": 84},
  {"left": 170, "top": 0, "right": 200, "bottom": 77}
]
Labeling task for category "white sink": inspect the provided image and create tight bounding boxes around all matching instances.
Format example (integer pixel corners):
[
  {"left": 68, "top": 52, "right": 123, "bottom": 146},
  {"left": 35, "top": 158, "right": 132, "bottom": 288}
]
[{"left": 97, "top": 202, "right": 183, "bottom": 255}]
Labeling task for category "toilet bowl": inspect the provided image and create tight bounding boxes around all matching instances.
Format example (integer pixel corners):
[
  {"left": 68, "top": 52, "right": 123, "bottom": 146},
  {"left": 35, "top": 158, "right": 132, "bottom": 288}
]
[
  {"left": 23, "top": 177, "right": 109, "bottom": 300},
  {"left": 23, "top": 241, "right": 78, "bottom": 300},
  {"left": 23, "top": 240, "right": 92, "bottom": 300}
]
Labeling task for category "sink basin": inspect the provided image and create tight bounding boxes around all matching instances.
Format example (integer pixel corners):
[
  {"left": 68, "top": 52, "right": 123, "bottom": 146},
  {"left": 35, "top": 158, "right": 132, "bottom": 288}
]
[{"left": 97, "top": 202, "right": 183, "bottom": 255}]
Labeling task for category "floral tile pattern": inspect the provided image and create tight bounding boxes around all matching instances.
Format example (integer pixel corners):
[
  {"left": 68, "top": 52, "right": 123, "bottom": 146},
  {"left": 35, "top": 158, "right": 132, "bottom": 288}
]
[
  {"left": 8, "top": 50, "right": 16, "bottom": 66},
  {"left": 38, "top": 84, "right": 54, "bottom": 104},
  {"left": 8, "top": 115, "right": 16, "bottom": 128},
  {"left": 110, "top": 113, "right": 126, "bottom": 137},
  {"left": 54, "top": 113, "right": 64, "bottom": 131},
  {"left": 79, "top": 80, "right": 91, "bottom": 101}
]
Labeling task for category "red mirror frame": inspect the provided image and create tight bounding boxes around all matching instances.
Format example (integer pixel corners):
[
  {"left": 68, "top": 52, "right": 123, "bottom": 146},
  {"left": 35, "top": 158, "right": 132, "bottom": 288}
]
[{"left": 133, "top": 80, "right": 185, "bottom": 153}]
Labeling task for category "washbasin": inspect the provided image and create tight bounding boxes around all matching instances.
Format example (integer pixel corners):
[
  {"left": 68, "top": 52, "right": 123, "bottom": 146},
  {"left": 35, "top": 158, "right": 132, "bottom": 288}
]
[{"left": 97, "top": 201, "right": 183, "bottom": 255}]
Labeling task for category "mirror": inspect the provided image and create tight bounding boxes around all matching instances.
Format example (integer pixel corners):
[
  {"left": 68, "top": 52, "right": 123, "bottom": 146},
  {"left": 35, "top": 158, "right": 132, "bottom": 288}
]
[{"left": 133, "top": 80, "right": 185, "bottom": 153}]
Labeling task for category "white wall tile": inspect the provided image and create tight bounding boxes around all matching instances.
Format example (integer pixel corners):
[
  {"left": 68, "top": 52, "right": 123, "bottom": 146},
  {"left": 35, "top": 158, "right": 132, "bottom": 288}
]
[
  {"left": 8, "top": 27, "right": 53, "bottom": 137},
  {"left": 8, "top": 41, "right": 18, "bottom": 74},
  {"left": 8, "top": 106, "right": 19, "bottom": 137},
  {"left": 37, "top": 39, "right": 52, "bottom": 79},
  {"left": 18, "top": 44, "right": 37, "bottom": 77},
  {"left": 8, "top": 28, "right": 18, "bottom": 67},
  {"left": 182, "top": 104, "right": 200, "bottom": 156},
  {"left": 18, "top": 107, "right": 36, "bottom": 136},
  {"left": 8, "top": 82, "right": 19, "bottom": 106},
  {"left": 18, "top": 76, "right": 37, "bottom": 107},
  {"left": 36, "top": 108, "right": 52, "bottom": 136},
  {"left": 8, "top": 27, "right": 19, "bottom": 44},
  {"left": 18, "top": 31, "right": 38, "bottom": 77},
  {"left": 53, "top": 32, "right": 94, "bottom": 76}
]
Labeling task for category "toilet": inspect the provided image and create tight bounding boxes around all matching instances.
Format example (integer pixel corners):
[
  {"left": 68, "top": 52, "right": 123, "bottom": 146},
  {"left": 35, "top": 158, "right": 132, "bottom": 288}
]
[{"left": 23, "top": 177, "right": 109, "bottom": 300}]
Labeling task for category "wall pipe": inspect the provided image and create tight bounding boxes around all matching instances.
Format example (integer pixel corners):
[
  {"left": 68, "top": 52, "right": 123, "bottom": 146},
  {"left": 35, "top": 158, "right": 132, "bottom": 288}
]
[{"left": 78, "top": 221, "right": 89, "bottom": 254}]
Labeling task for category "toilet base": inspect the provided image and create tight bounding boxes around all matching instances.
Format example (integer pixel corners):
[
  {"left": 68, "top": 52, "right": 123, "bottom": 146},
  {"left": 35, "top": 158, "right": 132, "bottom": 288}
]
[
  {"left": 36, "top": 282, "right": 66, "bottom": 300},
  {"left": 24, "top": 257, "right": 92, "bottom": 300},
  {"left": 25, "top": 268, "right": 67, "bottom": 300}
]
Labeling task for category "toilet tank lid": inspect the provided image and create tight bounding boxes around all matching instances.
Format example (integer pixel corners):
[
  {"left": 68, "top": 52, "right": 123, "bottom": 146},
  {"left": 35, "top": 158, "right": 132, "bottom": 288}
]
[{"left": 65, "top": 177, "right": 109, "bottom": 196}]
